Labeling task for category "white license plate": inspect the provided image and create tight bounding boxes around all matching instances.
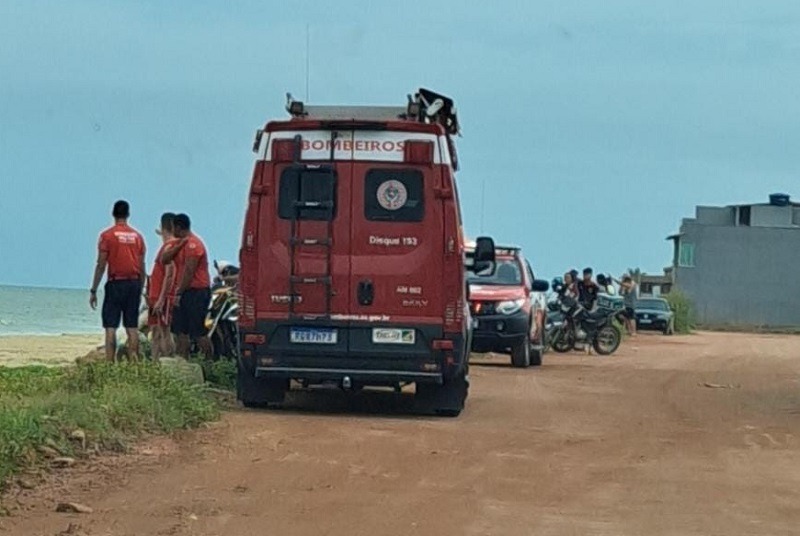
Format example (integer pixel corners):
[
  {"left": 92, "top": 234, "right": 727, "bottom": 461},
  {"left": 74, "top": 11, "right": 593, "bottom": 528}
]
[
  {"left": 639, "top": 318, "right": 651, "bottom": 324},
  {"left": 372, "top": 328, "right": 415, "bottom": 345},
  {"left": 290, "top": 328, "right": 338, "bottom": 344}
]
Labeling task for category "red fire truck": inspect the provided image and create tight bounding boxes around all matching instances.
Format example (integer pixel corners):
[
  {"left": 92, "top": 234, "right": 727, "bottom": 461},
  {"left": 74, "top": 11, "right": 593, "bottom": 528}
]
[{"left": 236, "top": 89, "right": 495, "bottom": 416}]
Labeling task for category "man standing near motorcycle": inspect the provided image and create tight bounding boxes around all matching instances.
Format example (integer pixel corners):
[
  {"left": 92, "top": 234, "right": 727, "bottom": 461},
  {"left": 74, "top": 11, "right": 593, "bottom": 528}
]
[
  {"left": 89, "top": 200, "right": 146, "bottom": 361},
  {"left": 578, "top": 267, "right": 599, "bottom": 310},
  {"left": 161, "top": 214, "right": 212, "bottom": 359},
  {"left": 147, "top": 213, "right": 177, "bottom": 358}
]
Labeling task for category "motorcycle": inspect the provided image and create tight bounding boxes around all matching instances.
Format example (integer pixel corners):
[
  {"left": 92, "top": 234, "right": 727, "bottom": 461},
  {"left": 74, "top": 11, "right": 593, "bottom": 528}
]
[
  {"left": 204, "top": 260, "right": 240, "bottom": 360},
  {"left": 542, "top": 295, "right": 564, "bottom": 353},
  {"left": 547, "top": 278, "right": 622, "bottom": 355}
]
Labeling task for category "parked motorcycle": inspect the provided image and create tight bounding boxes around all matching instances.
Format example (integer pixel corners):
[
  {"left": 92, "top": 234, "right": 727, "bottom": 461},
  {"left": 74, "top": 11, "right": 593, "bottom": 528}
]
[
  {"left": 547, "top": 278, "right": 622, "bottom": 355},
  {"left": 205, "top": 260, "right": 240, "bottom": 360},
  {"left": 543, "top": 298, "right": 565, "bottom": 353}
]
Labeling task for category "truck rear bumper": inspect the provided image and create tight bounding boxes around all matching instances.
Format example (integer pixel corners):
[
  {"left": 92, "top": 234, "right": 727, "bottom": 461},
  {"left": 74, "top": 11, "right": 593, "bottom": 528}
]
[
  {"left": 256, "top": 367, "right": 443, "bottom": 384},
  {"left": 471, "top": 311, "right": 529, "bottom": 352},
  {"left": 240, "top": 320, "right": 466, "bottom": 386}
]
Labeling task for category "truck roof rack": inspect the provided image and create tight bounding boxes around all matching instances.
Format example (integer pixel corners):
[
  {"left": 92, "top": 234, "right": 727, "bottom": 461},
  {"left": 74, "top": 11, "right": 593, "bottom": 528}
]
[{"left": 285, "top": 88, "right": 460, "bottom": 136}]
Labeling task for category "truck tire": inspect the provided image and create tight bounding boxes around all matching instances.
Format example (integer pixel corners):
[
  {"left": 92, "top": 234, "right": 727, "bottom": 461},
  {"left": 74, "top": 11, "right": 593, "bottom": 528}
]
[
  {"left": 237, "top": 361, "right": 287, "bottom": 408},
  {"left": 416, "top": 369, "right": 469, "bottom": 417},
  {"left": 510, "top": 334, "right": 531, "bottom": 368}
]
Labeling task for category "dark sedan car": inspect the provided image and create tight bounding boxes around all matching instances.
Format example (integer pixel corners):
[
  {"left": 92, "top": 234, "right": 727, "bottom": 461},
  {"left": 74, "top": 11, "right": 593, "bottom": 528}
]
[{"left": 635, "top": 297, "right": 674, "bottom": 335}]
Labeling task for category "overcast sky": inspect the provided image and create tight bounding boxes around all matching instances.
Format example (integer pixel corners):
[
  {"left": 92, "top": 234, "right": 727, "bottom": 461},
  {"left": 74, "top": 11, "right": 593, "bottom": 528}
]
[{"left": 1, "top": 0, "right": 798, "bottom": 288}]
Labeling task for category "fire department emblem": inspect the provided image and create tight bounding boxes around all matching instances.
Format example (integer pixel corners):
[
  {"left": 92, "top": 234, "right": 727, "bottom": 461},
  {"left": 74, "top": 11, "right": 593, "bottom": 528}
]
[{"left": 376, "top": 180, "right": 408, "bottom": 211}]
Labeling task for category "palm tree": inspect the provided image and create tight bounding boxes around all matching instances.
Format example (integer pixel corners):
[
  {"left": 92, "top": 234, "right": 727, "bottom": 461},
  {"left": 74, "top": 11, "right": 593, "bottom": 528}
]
[{"left": 627, "top": 267, "right": 642, "bottom": 284}]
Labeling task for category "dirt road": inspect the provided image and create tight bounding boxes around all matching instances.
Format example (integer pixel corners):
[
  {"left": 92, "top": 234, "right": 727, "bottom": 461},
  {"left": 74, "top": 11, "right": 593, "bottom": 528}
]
[{"left": 3, "top": 332, "right": 800, "bottom": 535}]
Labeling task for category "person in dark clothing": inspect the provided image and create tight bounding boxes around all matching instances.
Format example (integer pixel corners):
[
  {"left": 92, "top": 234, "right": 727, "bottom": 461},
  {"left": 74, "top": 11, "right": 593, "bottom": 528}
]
[{"left": 577, "top": 267, "right": 599, "bottom": 310}]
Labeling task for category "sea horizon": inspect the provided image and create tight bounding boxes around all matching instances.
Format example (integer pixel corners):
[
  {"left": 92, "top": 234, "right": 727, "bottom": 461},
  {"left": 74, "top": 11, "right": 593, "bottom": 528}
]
[{"left": 0, "top": 284, "right": 103, "bottom": 336}]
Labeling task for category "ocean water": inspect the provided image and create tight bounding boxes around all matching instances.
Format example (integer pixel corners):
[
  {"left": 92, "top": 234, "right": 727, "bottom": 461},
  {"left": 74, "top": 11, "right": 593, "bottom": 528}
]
[{"left": 0, "top": 285, "right": 102, "bottom": 336}]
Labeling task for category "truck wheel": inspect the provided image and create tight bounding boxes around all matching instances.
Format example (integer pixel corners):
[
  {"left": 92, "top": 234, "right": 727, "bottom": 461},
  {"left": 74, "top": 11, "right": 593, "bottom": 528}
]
[
  {"left": 416, "top": 370, "right": 468, "bottom": 417},
  {"left": 511, "top": 334, "right": 531, "bottom": 368},
  {"left": 237, "top": 361, "right": 287, "bottom": 408}
]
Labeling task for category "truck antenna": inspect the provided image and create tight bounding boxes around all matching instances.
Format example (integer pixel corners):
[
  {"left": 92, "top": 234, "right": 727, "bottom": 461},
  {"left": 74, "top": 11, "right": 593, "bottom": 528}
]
[
  {"left": 305, "top": 24, "right": 311, "bottom": 101},
  {"left": 480, "top": 177, "right": 487, "bottom": 233}
]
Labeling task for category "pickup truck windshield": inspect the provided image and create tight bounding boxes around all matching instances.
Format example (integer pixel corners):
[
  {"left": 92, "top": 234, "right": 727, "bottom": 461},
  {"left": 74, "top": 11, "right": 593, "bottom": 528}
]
[{"left": 467, "top": 259, "right": 522, "bottom": 286}]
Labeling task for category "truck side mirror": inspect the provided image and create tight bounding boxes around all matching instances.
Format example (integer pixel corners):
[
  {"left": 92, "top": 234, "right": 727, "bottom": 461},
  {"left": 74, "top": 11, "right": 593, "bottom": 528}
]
[
  {"left": 472, "top": 236, "right": 496, "bottom": 276},
  {"left": 531, "top": 279, "right": 550, "bottom": 292}
]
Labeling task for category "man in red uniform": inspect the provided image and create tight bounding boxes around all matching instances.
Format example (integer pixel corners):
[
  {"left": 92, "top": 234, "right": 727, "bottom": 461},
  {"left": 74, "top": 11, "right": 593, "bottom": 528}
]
[
  {"left": 147, "top": 213, "right": 177, "bottom": 358},
  {"left": 161, "top": 213, "right": 212, "bottom": 358},
  {"left": 90, "top": 200, "right": 146, "bottom": 361}
]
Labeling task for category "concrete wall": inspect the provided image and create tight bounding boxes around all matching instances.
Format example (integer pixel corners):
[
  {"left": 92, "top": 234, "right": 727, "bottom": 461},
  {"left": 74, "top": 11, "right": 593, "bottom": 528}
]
[
  {"left": 674, "top": 222, "right": 800, "bottom": 327},
  {"left": 696, "top": 206, "right": 735, "bottom": 226},
  {"left": 751, "top": 205, "right": 793, "bottom": 227}
]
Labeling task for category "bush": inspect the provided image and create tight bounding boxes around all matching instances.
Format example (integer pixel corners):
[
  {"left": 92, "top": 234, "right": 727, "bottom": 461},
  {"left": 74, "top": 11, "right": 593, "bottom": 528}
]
[
  {"left": 0, "top": 362, "right": 219, "bottom": 490},
  {"left": 666, "top": 290, "right": 695, "bottom": 334},
  {"left": 190, "top": 358, "right": 237, "bottom": 392}
]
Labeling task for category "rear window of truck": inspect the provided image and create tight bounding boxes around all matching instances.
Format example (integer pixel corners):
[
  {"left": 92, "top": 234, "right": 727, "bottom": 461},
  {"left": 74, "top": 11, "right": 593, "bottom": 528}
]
[
  {"left": 278, "top": 166, "right": 337, "bottom": 221},
  {"left": 364, "top": 169, "right": 424, "bottom": 222}
]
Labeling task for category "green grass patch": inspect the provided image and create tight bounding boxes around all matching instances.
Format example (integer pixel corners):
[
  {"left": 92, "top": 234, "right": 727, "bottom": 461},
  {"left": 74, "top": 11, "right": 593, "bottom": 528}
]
[
  {"left": 190, "top": 358, "right": 237, "bottom": 392},
  {"left": 0, "top": 362, "right": 219, "bottom": 492},
  {"left": 666, "top": 290, "right": 696, "bottom": 334}
]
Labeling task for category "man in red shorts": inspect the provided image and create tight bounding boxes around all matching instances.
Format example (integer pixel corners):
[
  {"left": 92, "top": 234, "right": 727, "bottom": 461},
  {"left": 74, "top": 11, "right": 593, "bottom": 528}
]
[
  {"left": 147, "top": 213, "right": 177, "bottom": 358},
  {"left": 161, "top": 214, "right": 212, "bottom": 358},
  {"left": 90, "top": 200, "right": 146, "bottom": 361}
]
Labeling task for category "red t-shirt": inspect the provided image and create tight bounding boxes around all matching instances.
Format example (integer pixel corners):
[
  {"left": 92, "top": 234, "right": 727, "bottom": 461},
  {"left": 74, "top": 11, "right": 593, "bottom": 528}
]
[
  {"left": 147, "top": 240, "right": 175, "bottom": 303},
  {"left": 98, "top": 223, "right": 145, "bottom": 280},
  {"left": 175, "top": 233, "right": 210, "bottom": 290}
]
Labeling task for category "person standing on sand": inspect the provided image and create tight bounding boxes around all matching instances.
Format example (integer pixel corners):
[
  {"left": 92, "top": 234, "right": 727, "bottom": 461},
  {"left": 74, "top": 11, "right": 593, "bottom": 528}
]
[
  {"left": 147, "top": 213, "right": 177, "bottom": 358},
  {"left": 90, "top": 200, "right": 146, "bottom": 361},
  {"left": 160, "top": 214, "right": 212, "bottom": 359}
]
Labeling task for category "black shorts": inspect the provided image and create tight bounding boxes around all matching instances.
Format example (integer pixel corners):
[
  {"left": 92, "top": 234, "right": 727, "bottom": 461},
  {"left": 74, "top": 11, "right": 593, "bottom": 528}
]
[
  {"left": 102, "top": 280, "right": 143, "bottom": 329},
  {"left": 171, "top": 288, "right": 211, "bottom": 338},
  {"left": 623, "top": 307, "right": 635, "bottom": 319}
]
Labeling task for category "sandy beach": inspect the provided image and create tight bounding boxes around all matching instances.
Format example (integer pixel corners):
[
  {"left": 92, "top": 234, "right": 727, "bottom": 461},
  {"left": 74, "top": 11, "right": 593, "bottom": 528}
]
[{"left": 0, "top": 334, "right": 102, "bottom": 367}]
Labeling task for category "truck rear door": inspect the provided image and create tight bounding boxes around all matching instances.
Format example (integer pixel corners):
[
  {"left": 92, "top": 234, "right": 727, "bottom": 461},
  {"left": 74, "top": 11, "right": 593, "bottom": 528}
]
[
  {"left": 349, "top": 156, "right": 444, "bottom": 332},
  {"left": 258, "top": 143, "right": 353, "bottom": 323}
]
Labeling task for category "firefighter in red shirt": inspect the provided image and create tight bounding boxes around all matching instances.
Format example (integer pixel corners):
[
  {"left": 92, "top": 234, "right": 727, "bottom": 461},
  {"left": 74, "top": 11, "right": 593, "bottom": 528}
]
[
  {"left": 147, "top": 212, "right": 177, "bottom": 358},
  {"left": 90, "top": 200, "right": 146, "bottom": 361},
  {"left": 161, "top": 213, "right": 212, "bottom": 358}
]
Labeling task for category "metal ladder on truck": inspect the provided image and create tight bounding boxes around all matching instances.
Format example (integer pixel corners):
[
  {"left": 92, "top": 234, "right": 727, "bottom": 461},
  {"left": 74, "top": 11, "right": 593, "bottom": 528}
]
[{"left": 288, "top": 169, "right": 335, "bottom": 321}]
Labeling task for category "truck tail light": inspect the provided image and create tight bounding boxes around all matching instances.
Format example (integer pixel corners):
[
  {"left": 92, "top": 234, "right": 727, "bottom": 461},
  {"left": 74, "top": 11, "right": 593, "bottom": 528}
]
[
  {"left": 271, "top": 139, "right": 297, "bottom": 162},
  {"left": 432, "top": 339, "right": 454, "bottom": 350},
  {"left": 404, "top": 140, "right": 434, "bottom": 165},
  {"left": 244, "top": 333, "right": 266, "bottom": 345}
]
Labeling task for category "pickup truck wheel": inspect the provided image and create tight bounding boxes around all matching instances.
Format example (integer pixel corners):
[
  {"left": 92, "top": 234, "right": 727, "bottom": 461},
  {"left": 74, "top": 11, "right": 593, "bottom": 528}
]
[{"left": 511, "top": 334, "right": 531, "bottom": 368}]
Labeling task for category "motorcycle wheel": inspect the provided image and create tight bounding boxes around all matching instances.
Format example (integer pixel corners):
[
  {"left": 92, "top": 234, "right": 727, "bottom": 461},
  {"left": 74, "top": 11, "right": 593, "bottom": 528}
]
[
  {"left": 215, "top": 322, "right": 239, "bottom": 360},
  {"left": 551, "top": 328, "right": 575, "bottom": 353},
  {"left": 593, "top": 325, "right": 621, "bottom": 355}
]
